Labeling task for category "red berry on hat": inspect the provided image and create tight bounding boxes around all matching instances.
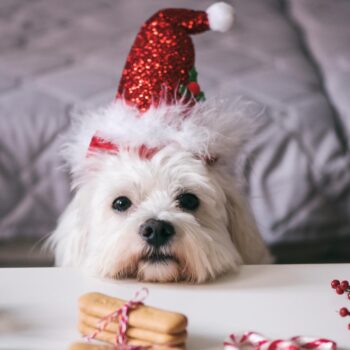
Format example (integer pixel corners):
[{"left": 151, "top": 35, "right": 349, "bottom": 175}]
[
  {"left": 331, "top": 279, "right": 340, "bottom": 289},
  {"left": 340, "top": 307, "right": 349, "bottom": 317},
  {"left": 187, "top": 81, "right": 201, "bottom": 96},
  {"left": 336, "top": 286, "right": 345, "bottom": 294},
  {"left": 340, "top": 280, "right": 349, "bottom": 290}
]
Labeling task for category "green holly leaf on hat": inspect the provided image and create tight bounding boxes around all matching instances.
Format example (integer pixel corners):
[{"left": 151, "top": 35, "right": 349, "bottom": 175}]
[{"left": 188, "top": 67, "right": 198, "bottom": 82}]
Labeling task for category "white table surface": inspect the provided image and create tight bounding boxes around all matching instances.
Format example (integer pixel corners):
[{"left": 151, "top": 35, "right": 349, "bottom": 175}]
[{"left": 0, "top": 265, "right": 349, "bottom": 350}]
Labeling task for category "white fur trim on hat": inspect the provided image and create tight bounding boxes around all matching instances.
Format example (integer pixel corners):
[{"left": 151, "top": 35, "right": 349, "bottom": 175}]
[
  {"left": 63, "top": 98, "right": 258, "bottom": 178},
  {"left": 206, "top": 2, "right": 234, "bottom": 32}
]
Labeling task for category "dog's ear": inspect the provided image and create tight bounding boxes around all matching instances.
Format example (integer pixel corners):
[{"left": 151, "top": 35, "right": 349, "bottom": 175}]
[
  {"left": 47, "top": 190, "right": 89, "bottom": 267},
  {"left": 226, "top": 189, "right": 272, "bottom": 264}
]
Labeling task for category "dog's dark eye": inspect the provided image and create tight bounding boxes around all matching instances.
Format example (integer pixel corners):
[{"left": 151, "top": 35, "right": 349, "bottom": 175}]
[
  {"left": 112, "top": 196, "right": 132, "bottom": 212},
  {"left": 176, "top": 193, "right": 200, "bottom": 211}
]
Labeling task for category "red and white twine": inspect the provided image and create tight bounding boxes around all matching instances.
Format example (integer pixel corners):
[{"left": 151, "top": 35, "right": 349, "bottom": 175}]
[
  {"left": 224, "top": 332, "right": 337, "bottom": 350},
  {"left": 85, "top": 287, "right": 151, "bottom": 350}
]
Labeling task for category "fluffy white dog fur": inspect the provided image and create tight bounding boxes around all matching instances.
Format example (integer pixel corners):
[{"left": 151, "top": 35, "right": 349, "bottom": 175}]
[{"left": 49, "top": 99, "right": 271, "bottom": 283}]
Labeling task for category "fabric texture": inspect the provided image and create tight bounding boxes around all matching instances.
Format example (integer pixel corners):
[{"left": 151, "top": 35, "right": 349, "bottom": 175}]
[{"left": 0, "top": 0, "right": 349, "bottom": 264}]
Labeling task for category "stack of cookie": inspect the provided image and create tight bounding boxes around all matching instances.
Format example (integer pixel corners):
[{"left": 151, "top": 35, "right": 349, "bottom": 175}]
[{"left": 78, "top": 292, "right": 187, "bottom": 350}]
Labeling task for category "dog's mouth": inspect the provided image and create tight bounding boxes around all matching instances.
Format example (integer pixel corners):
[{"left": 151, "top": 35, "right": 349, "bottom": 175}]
[
  {"left": 140, "top": 252, "right": 179, "bottom": 264},
  {"left": 137, "top": 250, "right": 182, "bottom": 282}
]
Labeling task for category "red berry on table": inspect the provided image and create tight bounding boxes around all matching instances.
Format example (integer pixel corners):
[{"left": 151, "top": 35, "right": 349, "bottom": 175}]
[
  {"left": 340, "top": 307, "right": 349, "bottom": 317},
  {"left": 331, "top": 279, "right": 340, "bottom": 288},
  {"left": 348, "top": 323, "right": 350, "bottom": 330},
  {"left": 187, "top": 81, "right": 201, "bottom": 96},
  {"left": 348, "top": 292, "right": 350, "bottom": 300},
  {"left": 340, "top": 280, "right": 349, "bottom": 290},
  {"left": 336, "top": 286, "right": 345, "bottom": 294}
]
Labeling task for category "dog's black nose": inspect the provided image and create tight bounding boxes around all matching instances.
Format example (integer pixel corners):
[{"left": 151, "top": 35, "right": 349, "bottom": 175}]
[{"left": 139, "top": 219, "right": 175, "bottom": 247}]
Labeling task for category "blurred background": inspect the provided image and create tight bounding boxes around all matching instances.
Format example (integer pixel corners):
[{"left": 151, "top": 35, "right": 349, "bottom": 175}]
[{"left": 1, "top": 0, "right": 350, "bottom": 267}]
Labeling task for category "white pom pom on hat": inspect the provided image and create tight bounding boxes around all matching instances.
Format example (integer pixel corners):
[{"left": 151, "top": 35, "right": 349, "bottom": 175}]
[{"left": 206, "top": 2, "right": 235, "bottom": 32}]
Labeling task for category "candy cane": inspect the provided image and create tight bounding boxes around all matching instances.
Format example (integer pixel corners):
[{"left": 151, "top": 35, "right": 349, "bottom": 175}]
[
  {"left": 224, "top": 332, "right": 337, "bottom": 350},
  {"left": 291, "top": 336, "right": 336, "bottom": 350}
]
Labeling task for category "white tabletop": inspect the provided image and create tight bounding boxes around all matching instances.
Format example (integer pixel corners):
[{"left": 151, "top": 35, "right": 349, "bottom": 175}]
[{"left": 0, "top": 264, "right": 349, "bottom": 350}]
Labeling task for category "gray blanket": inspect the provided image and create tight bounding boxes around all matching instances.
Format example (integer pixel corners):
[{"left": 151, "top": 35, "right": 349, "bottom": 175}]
[{"left": 1, "top": 0, "right": 349, "bottom": 263}]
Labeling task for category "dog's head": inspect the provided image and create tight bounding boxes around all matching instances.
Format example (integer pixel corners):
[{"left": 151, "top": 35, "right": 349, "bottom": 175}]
[{"left": 49, "top": 100, "right": 270, "bottom": 282}]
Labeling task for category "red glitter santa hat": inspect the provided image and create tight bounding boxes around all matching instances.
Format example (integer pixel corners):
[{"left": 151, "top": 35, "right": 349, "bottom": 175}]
[
  {"left": 65, "top": 3, "right": 252, "bottom": 177},
  {"left": 117, "top": 2, "right": 234, "bottom": 112}
]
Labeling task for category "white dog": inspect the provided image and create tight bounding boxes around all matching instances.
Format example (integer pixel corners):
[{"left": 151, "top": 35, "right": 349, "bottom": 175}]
[
  {"left": 49, "top": 99, "right": 271, "bottom": 283},
  {"left": 49, "top": 3, "right": 271, "bottom": 282}
]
